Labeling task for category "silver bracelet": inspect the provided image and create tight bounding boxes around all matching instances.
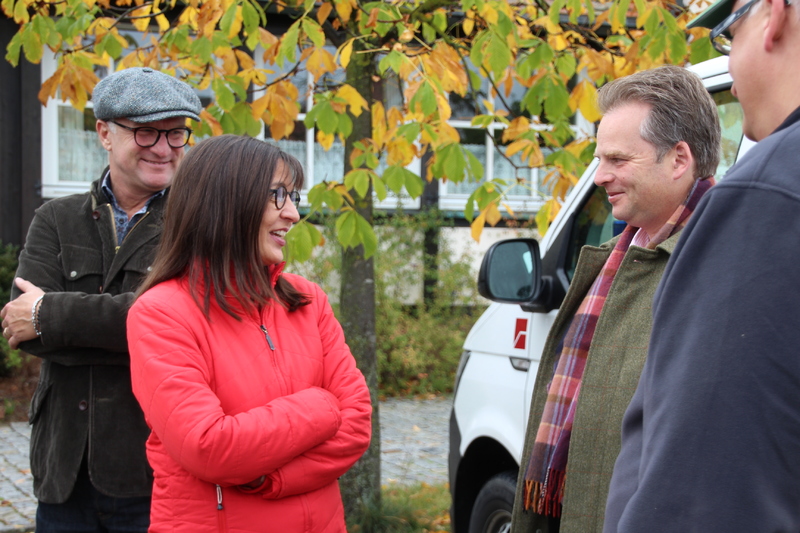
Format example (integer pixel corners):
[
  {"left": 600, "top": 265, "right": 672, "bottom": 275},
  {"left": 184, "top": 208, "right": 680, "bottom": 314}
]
[{"left": 31, "top": 295, "right": 44, "bottom": 337}]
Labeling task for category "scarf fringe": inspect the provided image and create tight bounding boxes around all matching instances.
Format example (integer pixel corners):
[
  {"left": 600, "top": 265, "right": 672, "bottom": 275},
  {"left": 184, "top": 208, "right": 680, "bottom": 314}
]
[{"left": 523, "top": 469, "right": 564, "bottom": 517}]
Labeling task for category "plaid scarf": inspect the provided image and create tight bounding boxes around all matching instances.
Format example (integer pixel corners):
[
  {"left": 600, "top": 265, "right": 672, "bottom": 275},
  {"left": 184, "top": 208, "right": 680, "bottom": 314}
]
[{"left": 523, "top": 177, "right": 714, "bottom": 517}]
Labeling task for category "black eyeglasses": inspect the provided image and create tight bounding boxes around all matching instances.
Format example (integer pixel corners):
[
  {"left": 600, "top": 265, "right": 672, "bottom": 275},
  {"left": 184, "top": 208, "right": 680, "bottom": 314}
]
[
  {"left": 270, "top": 186, "right": 301, "bottom": 209},
  {"left": 710, "top": 0, "right": 791, "bottom": 55},
  {"left": 110, "top": 121, "right": 193, "bottom": 148}
]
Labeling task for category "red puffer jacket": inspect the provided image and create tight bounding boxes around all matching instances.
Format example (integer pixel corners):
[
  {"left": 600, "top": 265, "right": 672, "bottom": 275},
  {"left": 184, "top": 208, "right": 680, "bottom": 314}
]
[{"left": 127, "top": 266, "right": 372, "bottom": 533}]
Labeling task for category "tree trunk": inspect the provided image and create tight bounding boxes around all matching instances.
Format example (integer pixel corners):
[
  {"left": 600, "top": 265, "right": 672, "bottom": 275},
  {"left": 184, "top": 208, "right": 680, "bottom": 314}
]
[
  {"left": 338, "top": 40, "right": 381, "bottom": 521},
  {"left": 420, "top": 155, "right": 440, "bottom": 311}
]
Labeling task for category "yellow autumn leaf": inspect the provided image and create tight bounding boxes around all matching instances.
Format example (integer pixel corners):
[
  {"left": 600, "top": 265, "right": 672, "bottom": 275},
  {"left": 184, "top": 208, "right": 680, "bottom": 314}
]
[
  {"left": 485, "top": 202, "right": 502, "bottom": 226},
  {"left": 179, "top": 6, "right": 199, "bottom": 29},
  {"left": 317, "top": 130, "right": 335, "bottom": 151},
  {"left": 372, "top": 101, "right": 386, "bottom": 148},
  {"left": 218, "top": 48, "right": 237, "bottom": 75},
  {"left": 131, "top": 5, "right": 151, "bottom": 32},
  {"left": 156, "top": 13, "right": 169, "bottom": 31},
  {"left": 316, "top": 1, "right": 332, "bottom": 25},
  {"left": 502, "top": 202, "right": 515, "bottom": 217},
  {"left": 568, "top": 79, "right": 602, "bottom": 123},
  {"left": 471, "top": 211, "right": 486, "bottom": 241},
  {"left": 336, "top": 38, "right": 354, "bottom": 68},
  {"left": 387, "top": 138, "right": 415, "bottom": 166},
  {"left": 479, "top": 4, "right": 498, "bottom": 24},
  {"left": 502, "top": 116, "right": 531, "bottom": 142},
  {"left": 463, "top": 10, "right": 474, "bottom": 36},
  {"left": 201, "top": 109, "right": 224, "bottom": 136},
  {"left": 334, "top": 0, "right": 353, "bottom": 23},
  {"left": 235, "top": 49, "right": 255, "bottom": 70},
  {"left": 307, "top": 47, "right": 336, "bottom": 81},
  {"left": 336, "top": 84, "right": 368, "bottom": 117}
]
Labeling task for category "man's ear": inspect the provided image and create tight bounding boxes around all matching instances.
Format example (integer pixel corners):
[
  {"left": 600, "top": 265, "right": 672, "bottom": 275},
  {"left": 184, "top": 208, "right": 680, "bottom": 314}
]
[
  {"left": 96, "top": 120, "right": 112, "bottom": 151},
  {"left": 764, "top": 0, "right": 788, "bottom": 51},
  {"left": 672, "top": 141, "right": 693, "bottom": 180}
]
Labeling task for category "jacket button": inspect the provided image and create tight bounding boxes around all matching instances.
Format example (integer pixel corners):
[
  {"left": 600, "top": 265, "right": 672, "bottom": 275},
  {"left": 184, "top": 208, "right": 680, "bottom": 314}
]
[
  {"left": 70, "top": 271, "right": 78, "bottom": 278},
  {"left": 78, "top": 400, "right": 88, "bottom": 411},
  {"left": 92, "top": 211, "right": 100, "bottom": 220}
]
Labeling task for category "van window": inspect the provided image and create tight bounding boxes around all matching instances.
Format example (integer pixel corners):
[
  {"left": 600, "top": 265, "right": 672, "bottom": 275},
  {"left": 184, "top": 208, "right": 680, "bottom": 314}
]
[
  {"left": 565, "top": 186, "right": 614, "bottom": 280},
  {"left": 714, "top": 90, "right": 744, "bottom": 179}
]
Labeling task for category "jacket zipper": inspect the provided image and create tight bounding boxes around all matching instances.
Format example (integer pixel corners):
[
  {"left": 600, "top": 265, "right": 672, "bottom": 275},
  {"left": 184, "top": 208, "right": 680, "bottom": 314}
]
[
  {"left": 216, "top": 484, "right": 227, "bottom": 532},
  {"left": 259, "top": 325, "right": 275, "bottom": 350}
]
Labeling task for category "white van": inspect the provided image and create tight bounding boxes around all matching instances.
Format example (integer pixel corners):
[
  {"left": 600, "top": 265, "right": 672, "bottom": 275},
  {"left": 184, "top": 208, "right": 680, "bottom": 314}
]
[{"left": 447, "top": 56, "right": 756, "bottom": 533}]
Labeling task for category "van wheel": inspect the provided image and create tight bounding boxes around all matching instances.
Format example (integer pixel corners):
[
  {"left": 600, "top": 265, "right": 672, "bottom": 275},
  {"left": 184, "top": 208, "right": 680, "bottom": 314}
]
[{"left": 468, "top": 470, "right": 517, "bottom": 533}]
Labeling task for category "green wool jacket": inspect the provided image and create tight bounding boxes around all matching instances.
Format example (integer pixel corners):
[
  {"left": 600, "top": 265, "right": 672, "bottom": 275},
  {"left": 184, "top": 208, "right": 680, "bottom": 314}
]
[
  {"left": 510, "top": 230, "right": 681, "bottom": 533},
  {"left": 12, "top": 173, "right": 165, "bottom": 503}
]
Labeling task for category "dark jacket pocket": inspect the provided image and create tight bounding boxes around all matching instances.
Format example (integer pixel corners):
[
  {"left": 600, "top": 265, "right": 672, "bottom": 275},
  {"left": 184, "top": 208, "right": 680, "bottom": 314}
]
[
  {"left": 28, "top": 361, "right": 53, "bottom": 425},
  {"left": 59, "top": 245, "right": 104, "bottom": 292}
]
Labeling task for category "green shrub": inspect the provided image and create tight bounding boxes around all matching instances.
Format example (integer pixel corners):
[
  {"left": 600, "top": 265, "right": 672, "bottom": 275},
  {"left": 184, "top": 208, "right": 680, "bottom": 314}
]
[
  {"left": 287, "top": 212, "right": 487, "bottom": 397},
  {"left": 0, "top": 241, "right": 20, "bottom": 377},
  {"left": 347, "top": 482, "right": 450, "bottom": 532}
]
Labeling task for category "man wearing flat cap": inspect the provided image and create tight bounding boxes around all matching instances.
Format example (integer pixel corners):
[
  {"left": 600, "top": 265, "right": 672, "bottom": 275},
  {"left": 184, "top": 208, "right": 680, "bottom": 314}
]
[
  {"left": 0, "top": 67, "right": 201, "bottom": 532},
  {"left": 604, "top": 0, "right": 800, "bottom": 531}
]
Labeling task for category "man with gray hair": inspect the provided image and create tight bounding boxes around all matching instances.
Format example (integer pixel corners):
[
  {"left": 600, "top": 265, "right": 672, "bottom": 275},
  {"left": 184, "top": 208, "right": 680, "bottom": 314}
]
[
  {"left": 0, "top": 67, "right": 201, "bottom": 532},
  {"left": 604, "top": 0, "right": 800, "bottom": 531},
  {"left": 510, "top": 65, "right": 721, "bottom": 533}
]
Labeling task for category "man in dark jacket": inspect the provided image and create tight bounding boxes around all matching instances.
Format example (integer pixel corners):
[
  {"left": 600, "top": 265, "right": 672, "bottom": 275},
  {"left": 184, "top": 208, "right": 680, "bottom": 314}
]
[
  {"left": 0, "top": 67, "right": 201, "bottom": 532},
  {"left": 604, "top": 0, "right": 800, "bottom": 532}
]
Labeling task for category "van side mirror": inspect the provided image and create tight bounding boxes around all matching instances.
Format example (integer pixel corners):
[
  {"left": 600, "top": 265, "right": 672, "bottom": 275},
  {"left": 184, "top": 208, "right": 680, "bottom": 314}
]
[{"left": 478, "top": 239, "right": 542, "bottom": 304}]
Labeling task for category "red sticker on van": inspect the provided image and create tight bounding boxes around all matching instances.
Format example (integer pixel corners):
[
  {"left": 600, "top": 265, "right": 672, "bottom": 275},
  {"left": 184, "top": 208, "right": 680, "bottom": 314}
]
[{"left": 514, "top": 318, "right": 528, "bottom": 350}]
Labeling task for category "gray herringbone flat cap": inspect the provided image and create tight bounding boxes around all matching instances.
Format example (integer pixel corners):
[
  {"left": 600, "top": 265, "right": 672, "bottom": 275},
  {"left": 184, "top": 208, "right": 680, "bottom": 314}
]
[{"left": 92, "top": 67, "right": 202, "bottom": 123}]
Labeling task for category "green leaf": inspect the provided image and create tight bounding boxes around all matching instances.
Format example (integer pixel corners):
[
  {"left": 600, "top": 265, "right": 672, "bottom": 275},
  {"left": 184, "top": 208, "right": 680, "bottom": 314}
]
[
  {"left": 5, "top": 32, "right": 22, "bottom": 66},
  {"left": 410, "top": 81, "right": 438, "bottom": 117},
  {"left": 277, "top": 21, "right": 300, "bottom": 67},
  {"left": 465, "top": 150, "right": 484, "bottom": 181},
  {"left": 212, "top": 78, "right": 236, "bottom": 111},
  {"left": 322, "top": 187, "right": 344, "bottom": 209},
  {"left": 286, "top": 220, "right": 321, "bottom": 262},
  {"left": 405, "top": 173, "right": 425, "bottom": 198},
  {"left": 567, "top": 0, "right": 581, "bottom": 23},
  {"left": 338, "top": 112, "right": 353, "bottom": 137},
  {"left": 356, "top": 214, "right": 378, "bottom": 258},
  {"left": 668, "top": 31, "right": 688, "bottom": 62},
  {"left": 690, "top": 36, "right": 719, "bottom": 64},
  {"left": 543, "top": 76, "right": 569, "bottom": 119},
  {"left": 344, "top": 168, "right": 373, "bottom": 198},
  {"left": 373, "top": 175, "right": 387, "bottom": 201},
  {"left": 431, "top": 143, "right": 466, "bottom": 183},
  {"left": 661, "top": 7, "right": 680, "bottom": 32},
  {"left": 21, "top": 26, "right": 42, "bottom": 64},
  {"left": 529, "top": 40, "right": 554, "bottom": 70},
  {"left": 191, "top": 37, "right": 213, "bottom": 63},
  {"left": 432, "top": 9, "right": 447, "bottom": 32},
  {"left": 378, "top": 49, "right": 404, "bottom": 75},
  {"left": 647, "top": 27, "right": 668, "bottom": 59},
  {"left": 384, "top": 165, "right": 406, "bottom": 193},
  {"left": 103, "top": 31, "right": 123, "bottom": 58},
  {"left": 301, "top": 18, "right": 326, "bottom": 48},
  {"left": 336, "top": 211, "right": 358, "bottom": 247},
  {"left": 307, "top": 183, "right": 327, "bottom": 211},
  {"left": 485, "top": 33, "right": 511, "bottom": 78},
  {"left": 317, "top": 101, "right": 339, "bottom": 134},
  {"left": 555, "top": 53, "right": 576, "bottom": 78},
  {"left": 549, "top": 0, "right": 566, "bottom": 26},
  {"left": 220, "top": 2, "right": 238, "bottom": 37},
  {"left": 423, "top": 22, "right": 436, "bottom": 42}
]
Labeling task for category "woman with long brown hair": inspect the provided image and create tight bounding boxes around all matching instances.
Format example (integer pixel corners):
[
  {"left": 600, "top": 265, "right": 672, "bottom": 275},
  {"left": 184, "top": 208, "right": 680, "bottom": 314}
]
[{"left": 127, "top": 135, "right": 371, "bottom": 532}]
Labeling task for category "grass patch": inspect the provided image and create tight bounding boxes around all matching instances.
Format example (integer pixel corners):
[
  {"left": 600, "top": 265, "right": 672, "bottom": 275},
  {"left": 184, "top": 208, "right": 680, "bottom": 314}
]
[{"left": 347, "top": 482, "right": 451, "bottom": 533}]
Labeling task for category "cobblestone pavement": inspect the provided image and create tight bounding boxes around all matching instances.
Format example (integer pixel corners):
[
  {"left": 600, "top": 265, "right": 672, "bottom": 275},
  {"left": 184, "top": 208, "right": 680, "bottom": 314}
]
[{"left": 0, "top": 396, "right": 452, "bottom": 532}]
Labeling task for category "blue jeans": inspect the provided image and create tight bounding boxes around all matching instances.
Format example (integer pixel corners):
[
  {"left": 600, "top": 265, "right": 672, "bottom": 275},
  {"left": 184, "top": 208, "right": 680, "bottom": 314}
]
[{"left": 35, "top": 463, "right": 150, "bottom": 533}]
